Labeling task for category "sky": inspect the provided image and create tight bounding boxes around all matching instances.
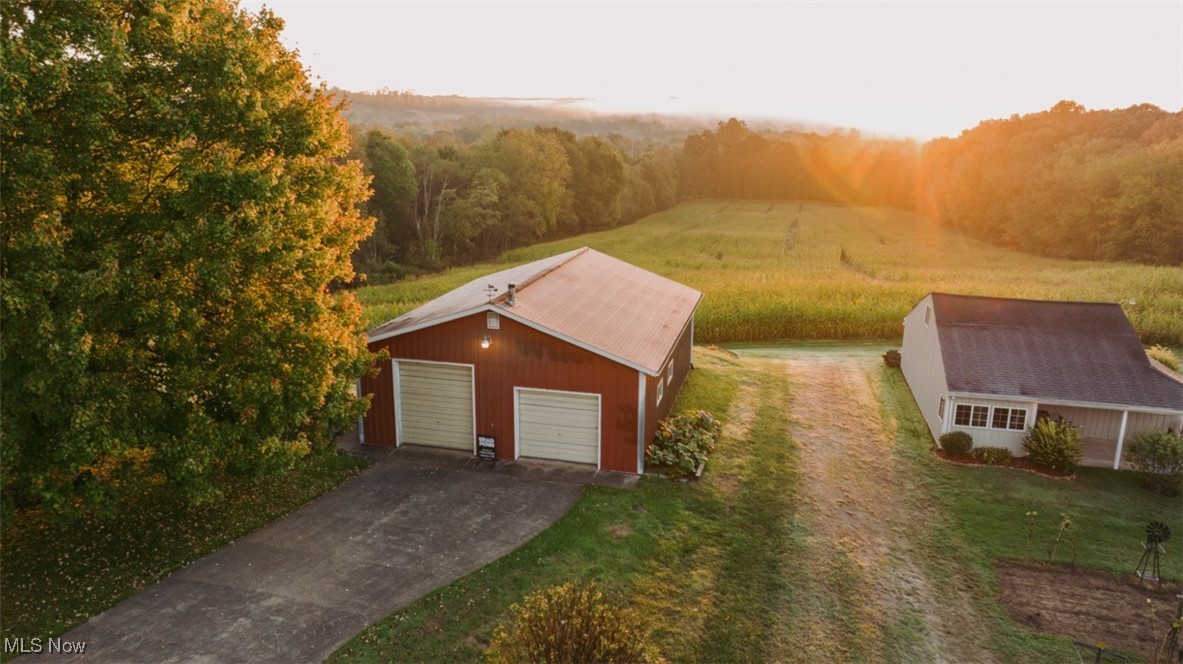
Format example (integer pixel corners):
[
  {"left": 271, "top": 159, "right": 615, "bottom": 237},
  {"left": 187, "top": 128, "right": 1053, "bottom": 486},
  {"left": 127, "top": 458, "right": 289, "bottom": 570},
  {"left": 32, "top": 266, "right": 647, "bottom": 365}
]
[{"left": 244, "top": 1, "right": 1183, "bottom": 139}]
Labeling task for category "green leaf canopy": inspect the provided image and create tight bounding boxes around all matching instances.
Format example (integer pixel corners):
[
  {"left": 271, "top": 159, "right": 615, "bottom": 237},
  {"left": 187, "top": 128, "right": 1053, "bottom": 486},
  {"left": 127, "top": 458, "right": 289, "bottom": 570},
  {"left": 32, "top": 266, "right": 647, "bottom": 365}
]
[{"left": 1, "top": 0, "right": 374, "bottom": 511}]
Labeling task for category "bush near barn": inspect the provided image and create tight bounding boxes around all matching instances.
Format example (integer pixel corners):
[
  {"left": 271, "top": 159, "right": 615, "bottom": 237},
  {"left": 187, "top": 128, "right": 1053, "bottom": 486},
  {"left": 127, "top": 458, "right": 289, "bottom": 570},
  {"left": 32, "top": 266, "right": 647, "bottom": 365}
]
[{"left": 645, "top": 410, "right": 721, "bottom": 478}]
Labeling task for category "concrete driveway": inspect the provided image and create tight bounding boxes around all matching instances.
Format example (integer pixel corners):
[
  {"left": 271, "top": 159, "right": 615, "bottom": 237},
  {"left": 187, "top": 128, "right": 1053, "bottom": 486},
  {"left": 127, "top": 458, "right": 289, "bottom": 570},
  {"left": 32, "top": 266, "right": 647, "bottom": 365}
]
[{"left": 33, "top": 446, "right": 587, "bottom": 663}]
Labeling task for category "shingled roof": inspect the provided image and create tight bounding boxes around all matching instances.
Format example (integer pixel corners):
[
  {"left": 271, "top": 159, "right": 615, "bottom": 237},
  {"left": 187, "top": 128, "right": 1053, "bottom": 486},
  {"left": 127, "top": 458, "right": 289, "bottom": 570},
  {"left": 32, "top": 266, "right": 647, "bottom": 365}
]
[
  {"left": 930, "top": 293, "right": 1183, "bottom": 412},
  {"left": 367, "top": 248, "right": 702, "bottom": 375}
]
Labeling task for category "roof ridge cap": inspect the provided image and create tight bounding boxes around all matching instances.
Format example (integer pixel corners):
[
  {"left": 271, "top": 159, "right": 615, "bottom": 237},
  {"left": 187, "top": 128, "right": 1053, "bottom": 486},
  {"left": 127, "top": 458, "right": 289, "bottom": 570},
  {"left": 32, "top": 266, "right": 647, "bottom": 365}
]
[
  {"left": 932, "top": 292, "right": 1123, "bottom": 308},
  {"left": 490, "top": 247, "right": 589, "bottom": 305}
]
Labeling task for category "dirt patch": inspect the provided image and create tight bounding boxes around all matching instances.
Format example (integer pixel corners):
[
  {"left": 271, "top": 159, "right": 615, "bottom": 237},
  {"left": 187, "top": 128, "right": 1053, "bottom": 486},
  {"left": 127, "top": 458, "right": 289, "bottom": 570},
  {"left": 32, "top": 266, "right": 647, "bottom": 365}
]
[
  {"left": 998, "top": 561, "right": 1181, "bottom": 660},
  {"left": 608, "top": 523, "right": 634, "bottom": 539}
]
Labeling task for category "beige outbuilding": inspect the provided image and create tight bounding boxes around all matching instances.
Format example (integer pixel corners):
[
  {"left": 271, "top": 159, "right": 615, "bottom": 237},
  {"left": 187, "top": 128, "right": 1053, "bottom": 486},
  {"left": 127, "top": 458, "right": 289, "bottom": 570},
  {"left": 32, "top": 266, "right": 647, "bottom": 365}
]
[{"left": 900, "top": 293, "right": 1183, "bottom": 469}]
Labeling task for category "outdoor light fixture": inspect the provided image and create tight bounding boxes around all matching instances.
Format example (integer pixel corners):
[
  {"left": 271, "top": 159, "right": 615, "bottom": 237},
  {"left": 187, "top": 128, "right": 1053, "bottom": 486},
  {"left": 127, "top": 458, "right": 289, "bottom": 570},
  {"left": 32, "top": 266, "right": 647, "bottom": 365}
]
[{"left": 481, "top": 335, "right": 492, "bottom": 349}]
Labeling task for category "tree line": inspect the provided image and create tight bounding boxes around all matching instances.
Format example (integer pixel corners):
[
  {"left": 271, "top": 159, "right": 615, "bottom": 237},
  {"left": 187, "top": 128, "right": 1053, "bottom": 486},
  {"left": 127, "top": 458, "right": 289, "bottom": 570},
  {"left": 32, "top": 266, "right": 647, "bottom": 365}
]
[
  {"left": 674, "top": 106, "right": 1182, "bottom": 266},
  {"left": 917, "top": 101, "right": 1182, "bottom": 265},
  {"left": 350, "top": 127, "right": 676, "bottom": 279},
  {"left": 677, "top": 118, "right": 918, "bottom": 209}
]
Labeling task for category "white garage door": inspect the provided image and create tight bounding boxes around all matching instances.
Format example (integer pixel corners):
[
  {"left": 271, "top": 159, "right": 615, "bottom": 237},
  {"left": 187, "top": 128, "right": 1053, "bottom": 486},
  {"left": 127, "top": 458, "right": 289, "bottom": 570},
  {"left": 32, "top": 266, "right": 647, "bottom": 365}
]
[
  {"left": 396, "top": 360, "right": 474, "bottom": 450},
  {"left": 516, "top": 389, "right": 600, "bottom": 466}
]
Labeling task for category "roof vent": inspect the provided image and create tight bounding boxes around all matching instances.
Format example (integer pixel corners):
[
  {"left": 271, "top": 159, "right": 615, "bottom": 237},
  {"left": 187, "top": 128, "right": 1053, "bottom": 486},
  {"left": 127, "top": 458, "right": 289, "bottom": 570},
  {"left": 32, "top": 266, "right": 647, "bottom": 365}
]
[{"left": 507, "top": 282, "right": 517, "bottom": 306}]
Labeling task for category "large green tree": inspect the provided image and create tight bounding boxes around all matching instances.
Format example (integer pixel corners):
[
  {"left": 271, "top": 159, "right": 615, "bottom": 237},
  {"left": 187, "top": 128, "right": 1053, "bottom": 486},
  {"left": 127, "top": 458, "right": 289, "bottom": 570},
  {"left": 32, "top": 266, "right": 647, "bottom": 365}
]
[
  {"left": 474, "top": 129, "right": 573, "bottom": 251},
  {"left": 1, "top": 0, "right": 374, "bottom": 512},
  {"left": 353, "top": 129, "right": 415, "bottom": 272}
]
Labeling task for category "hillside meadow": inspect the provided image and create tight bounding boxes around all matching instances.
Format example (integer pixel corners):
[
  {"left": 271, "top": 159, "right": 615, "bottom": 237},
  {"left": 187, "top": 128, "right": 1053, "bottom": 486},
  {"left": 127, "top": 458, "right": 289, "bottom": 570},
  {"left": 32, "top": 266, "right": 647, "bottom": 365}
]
[{"left": 358, "top": 200, "right": 1183, "bottom": 345}]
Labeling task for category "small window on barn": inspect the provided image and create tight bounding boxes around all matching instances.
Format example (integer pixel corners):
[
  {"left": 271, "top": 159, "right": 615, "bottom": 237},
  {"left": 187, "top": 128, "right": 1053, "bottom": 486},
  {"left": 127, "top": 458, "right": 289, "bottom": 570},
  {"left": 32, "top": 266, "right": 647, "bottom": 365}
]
[
  {"left": 667, "top": 360, "right": 674, "bottom": 385},
  {"left": 938, "top": 397, "right": 946, "bottom": 420},
  {"left": 924, "top": 305, "right": 932, "bottom": 327},
  {"left": 487, "top": 312, "right": 500, "bottom": 329},
  {"left": 954, "top": 404, "right": 989, "bottom": 428},
  {"left": 656, "top": 377, "right": 665, "bottom": 406}
]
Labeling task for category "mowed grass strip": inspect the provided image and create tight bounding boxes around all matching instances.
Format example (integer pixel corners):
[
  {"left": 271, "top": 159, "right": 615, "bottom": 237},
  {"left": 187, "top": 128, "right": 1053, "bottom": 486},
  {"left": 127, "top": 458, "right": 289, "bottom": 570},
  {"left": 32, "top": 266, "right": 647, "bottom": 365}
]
[
  {"left": 358, "top": 200, "right": 1183, "bottom": 345},
  {"left": 328, "top": 349, "right": 814, "bottom": 663},
  {"left": 0, "top": 452, "right": 368, "bottom": 659}
]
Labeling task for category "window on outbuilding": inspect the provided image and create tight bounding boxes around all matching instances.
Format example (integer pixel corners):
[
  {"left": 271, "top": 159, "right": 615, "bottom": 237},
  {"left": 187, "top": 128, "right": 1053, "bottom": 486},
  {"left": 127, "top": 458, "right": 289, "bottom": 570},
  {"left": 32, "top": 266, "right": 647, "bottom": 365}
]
[
  {"left": 924, "top": 305, "right": 932, "bottom": 326},
  {"left": 938, "top": 397, "right": 946, "bottom": 420},
  {"left": 656, "top": 377, "right": 665, "bottom": 405},
  {"left": 991, "top": 407, "right": 1027, "bottom": 431},
  {"left": 667, "top": 360, "right": 674, "bottom": 385},
  {"left": 954, "top": 404, "right": 989, "bottom": 428},
  {"left": 487, "top": 312, "right": 500, "bottom": 329}
]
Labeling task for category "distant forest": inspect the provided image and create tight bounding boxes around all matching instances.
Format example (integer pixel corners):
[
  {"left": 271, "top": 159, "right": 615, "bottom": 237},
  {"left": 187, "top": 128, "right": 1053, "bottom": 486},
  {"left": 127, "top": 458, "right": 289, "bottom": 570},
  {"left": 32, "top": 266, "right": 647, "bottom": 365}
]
[{"left": 344, "top": 94, "right": 1183, "bottom": 279}]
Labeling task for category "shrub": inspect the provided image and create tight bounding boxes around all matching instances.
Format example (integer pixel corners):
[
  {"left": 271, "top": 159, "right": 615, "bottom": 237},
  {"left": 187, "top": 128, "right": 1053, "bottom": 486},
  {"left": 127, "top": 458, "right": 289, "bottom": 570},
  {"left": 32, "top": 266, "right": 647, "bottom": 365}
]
[
  {"left": 939, "top": 431, "right": 974, "bottom": 457},
  {"left": 1022, "top": 418, "right": 1083, "bottom": 473},
  {"left": 1147, "top": 345, "right": 1180, "bottom": 373},
  {"left": 1125, "top": 430, "right": 1183, "bottom": 495},
  {"left": 485, "top": 583, "right": 664, "bottom": 664},
  {"left": 646, "top": 409, "right": 721, "bottom": 478},
  {"left": 971, "top": 446, "right": 1014, "bottom": 465}
]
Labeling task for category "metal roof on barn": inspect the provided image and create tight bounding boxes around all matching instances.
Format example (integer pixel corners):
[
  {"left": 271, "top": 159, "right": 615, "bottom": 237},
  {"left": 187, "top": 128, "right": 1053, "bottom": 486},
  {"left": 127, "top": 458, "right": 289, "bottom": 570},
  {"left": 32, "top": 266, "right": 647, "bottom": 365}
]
[
  {"left": 367, "top": 248, "right": 702, "bottom": 374},
  {"left": 930, "top": 293, "right": 1183, "bottom": 411}
]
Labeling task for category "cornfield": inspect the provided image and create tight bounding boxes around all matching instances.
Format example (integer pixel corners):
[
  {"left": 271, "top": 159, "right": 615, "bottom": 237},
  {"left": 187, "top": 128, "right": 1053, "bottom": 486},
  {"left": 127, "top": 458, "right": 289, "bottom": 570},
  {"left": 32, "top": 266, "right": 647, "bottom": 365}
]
[{"left": 359, "top": 200, "right": 1183, "bottom": 346}]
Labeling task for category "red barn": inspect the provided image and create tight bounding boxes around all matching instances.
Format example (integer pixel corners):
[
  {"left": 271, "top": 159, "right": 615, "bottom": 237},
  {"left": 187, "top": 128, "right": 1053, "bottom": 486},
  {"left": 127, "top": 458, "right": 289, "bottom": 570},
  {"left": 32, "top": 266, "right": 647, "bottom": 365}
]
[{"left": 360, "top": 247, "right": 701, "bottom": 474}]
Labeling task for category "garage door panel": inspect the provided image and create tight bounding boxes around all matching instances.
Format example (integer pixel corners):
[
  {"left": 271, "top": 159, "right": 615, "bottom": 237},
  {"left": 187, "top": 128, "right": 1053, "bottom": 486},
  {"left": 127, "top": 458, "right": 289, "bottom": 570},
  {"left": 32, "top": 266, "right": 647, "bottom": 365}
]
[
  {"left": 517, "top": 389, "right": 599, "bottom": 466},
  {"left": 519, "top": 423, "right": 599, "bottom": 440},
  {"left": 399, "top": 362, "right": 470, "bottom": 378},
  {"left": 520, "top": 409, "right": 600, "bottom": 423},
  {"left": 398, "top": 397, "right": 472, "bottom": 414},
  {"left": 397, "top": 361, "right": 473, "bottom": 451},
  {"left": 518, "top": 402, "right": 598, "bottom": 419},
  {"left": 520, "top": 392, "right": 597, "bottom": 411}
]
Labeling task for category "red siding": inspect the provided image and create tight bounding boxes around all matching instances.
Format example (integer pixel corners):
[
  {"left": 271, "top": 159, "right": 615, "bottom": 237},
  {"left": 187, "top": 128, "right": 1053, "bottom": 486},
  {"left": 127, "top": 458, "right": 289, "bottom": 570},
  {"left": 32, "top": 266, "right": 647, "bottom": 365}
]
[
  {"left": 363, "top": 313, "right": 644, "bottom": 472},
  {"left": 642, "top": 318, "right": 695, "bottom": 462}
]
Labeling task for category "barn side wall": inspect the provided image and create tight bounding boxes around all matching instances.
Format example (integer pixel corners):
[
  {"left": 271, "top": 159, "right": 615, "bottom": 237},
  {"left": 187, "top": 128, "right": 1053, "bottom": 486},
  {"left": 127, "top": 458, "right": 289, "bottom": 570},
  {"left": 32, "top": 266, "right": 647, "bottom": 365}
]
[{"left": 642, "top": 317, "right": 695, "bottom": 459}]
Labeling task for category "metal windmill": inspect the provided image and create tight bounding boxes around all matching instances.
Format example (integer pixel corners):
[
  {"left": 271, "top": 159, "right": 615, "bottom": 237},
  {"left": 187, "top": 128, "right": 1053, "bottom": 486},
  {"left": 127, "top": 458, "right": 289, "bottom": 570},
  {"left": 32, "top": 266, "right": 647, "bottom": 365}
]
[{"left": 1136, "top": 521, "right": 1171, "bottom": 586}]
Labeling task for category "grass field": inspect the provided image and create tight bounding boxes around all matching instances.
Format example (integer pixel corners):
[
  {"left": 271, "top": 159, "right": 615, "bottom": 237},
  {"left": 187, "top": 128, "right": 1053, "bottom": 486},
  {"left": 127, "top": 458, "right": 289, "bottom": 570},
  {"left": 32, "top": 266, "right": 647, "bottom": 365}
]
[{"left": 357, "top": 200, "right": 1183, "bottom": 345}]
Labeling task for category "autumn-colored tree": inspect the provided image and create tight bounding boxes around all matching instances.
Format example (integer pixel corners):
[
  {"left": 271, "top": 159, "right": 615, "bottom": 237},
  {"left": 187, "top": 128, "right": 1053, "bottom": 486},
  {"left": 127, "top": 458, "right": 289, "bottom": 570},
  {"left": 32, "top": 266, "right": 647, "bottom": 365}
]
[
  {"left": 1, "top": 0, "right": 374, "bottom": 513},
  {"left": 917, "top": 101, "right": 1182, "bottom": 265}
]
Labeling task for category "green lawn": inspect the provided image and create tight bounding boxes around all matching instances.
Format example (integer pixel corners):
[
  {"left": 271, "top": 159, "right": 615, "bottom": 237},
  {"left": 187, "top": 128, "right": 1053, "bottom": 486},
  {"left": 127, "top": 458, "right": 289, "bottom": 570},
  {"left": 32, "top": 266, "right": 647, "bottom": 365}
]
[
  {"left": 878, "top": 366, "right": 1182, "bottom": 581},
  {"left": 358, "top": 200, "right": 1183, "bottom": 346},
  {"left": 0, "top": 451, "right": 368, "bottom": 657}
]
